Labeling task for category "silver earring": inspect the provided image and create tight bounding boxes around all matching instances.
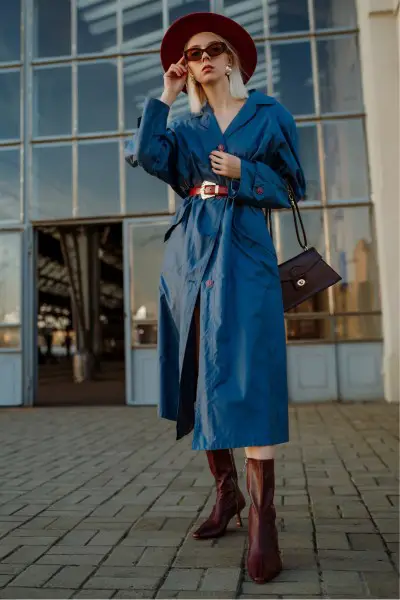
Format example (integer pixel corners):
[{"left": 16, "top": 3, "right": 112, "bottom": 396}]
[{"left": 225, "top": 65, "right": 232, "bottom": 77}]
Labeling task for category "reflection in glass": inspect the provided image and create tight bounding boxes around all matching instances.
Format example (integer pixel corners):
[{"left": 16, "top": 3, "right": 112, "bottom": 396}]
[
  {"left": 33, "top": 66, "right": 72, "bottom": 137},
  {"left": 123, "top": 1, "right": 163, "bottom": 51},
  {"left": 277, "top": 209, "right": 329, "bottom": 313},
  {"left": 33, "top": 0, "right": 71, "bottom": 58},
  {"left": 78, "top": 61, "right": 118, "bottom": 133},
  {"left": 31, "top": 145, "right": 73, "bottom": 220},
  {"left": 0, "top": 71, "right": 20, "bottom": 140},
  {"left": 335, "top": 315, "right": 382, "bottom": 341},
  {"left": 224, "top": 0, "right": 266, "bottom": 38},
  {"left": 0, "top": 149, "right": 20, "bottom": 221},
  {"left": 314, "top": 0, "right": 357, "bottom": 30},
  {"left": 251, "top": 46, "right": 267, "bottom": 94},
  {"left": 0, "top": 234, "right": 21, "bottom": 324},
  {"left": 268, "top": 0, "right": 309, "bottom": 34},
  {"left": 324, "top": 119, "right": 369, "bottom": 203},
  {"left": 124, "top": 55, "right": 164, "bottom": 130},
  {"left": 328, "top": 207, "right": 380, "bottom": 314},
  {"left": 271, "top": 42, "right": 314, "bottom": 115},
  {"left": 126, "top": 166, "right": 170, "bottom": 215},
  {"left": 285, "top": 317, "right": 332, "bottom": 341},
  {"left": 0, "top": 327, "right": 21, "bottom": 348},
  {"left": 297, "top": 125, "right": 321, "bottom": 203},
  {"left": 0, "top": 0, "right": 20, "bottom": 62},
  {"left": 318, "top": 36, "right": 363, "bottom": 114},
  {"left": 130, "top": 222, "right": 168, "bottom": 346},
  {"left": 78, "top": 0, "right": 117, "bottom": 55},
  {"left": 78, "top": 141, "right": 120, "bottom": 217},
  {"left": 169, "top": 0, "right": 210, "bottom": 28}
]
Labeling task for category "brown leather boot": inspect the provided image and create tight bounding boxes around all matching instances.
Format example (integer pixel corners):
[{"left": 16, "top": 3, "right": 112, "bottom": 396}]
[
  {"left": 193, "top": 449, "right": 246, "bottom": 539},
  {"left": 246, "top": 458, "right": 282, "bottom": 583}
]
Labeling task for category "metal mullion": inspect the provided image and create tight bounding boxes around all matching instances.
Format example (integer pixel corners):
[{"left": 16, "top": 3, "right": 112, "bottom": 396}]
[
  {"left": 117, "top": 0, "right": 125, "bottom": 215},
  {"left": 261, "top": 0, "right": 273, "bottom": 96},
  {"left": 162, "top": 0, "right": 168, "bottom": 31},
  {"left": 71, "top": 0, "right": 78, "bottom": 219}
]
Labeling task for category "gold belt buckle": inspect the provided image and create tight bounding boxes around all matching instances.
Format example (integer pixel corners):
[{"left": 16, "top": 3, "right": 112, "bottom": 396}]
[{"left": 200, "top": 181, "right": 217, "bottom": 200}]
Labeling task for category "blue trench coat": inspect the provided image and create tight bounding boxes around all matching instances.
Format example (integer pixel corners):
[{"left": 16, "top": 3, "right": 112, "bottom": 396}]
[{"left": 135, "top": 89, "right": 305, "bottom": 450}]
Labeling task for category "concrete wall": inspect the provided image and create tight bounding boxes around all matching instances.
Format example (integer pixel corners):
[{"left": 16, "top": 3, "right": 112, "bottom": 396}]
[{"left": 356, "top": 0, "right": 399, "bottom": 403}]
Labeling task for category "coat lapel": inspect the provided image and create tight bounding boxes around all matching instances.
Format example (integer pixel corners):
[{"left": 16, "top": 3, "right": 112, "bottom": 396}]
[
  {"left": 224, "top": 90, "right": 275, "bottom": 139},
  {"left": 192, "top": 104, "right": 225, "bottom": 157}
]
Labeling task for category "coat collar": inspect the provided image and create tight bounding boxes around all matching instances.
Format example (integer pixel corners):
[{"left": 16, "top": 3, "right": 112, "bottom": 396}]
[{"left": 194, "top": 89, "right": 275, "bottom": 139}]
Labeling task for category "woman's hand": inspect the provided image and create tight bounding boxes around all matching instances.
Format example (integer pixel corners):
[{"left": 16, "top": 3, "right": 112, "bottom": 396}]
[
  {"left": 161, "top": 57, "right": 187, "bottom": 105},
  {"left": 210, "top": 151, "right": 241, "bottom": 179}
]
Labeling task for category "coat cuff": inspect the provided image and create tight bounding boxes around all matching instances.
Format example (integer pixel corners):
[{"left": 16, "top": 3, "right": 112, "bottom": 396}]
[
  {"left": 229, "top": 159, "right": 290, "bottom": 209},
  {"left": 140, "top": 97, "right": 171, "bottom": 136}
]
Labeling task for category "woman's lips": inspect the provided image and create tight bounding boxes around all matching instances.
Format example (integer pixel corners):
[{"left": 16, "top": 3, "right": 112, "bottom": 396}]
[{"left": 202, "top": 65, "right": 213, "bottom": 73}]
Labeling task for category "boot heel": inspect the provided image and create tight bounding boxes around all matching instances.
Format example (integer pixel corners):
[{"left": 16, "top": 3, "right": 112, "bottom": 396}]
[{"left": 236, "top": 512, "right": 243, "bottom": 528}]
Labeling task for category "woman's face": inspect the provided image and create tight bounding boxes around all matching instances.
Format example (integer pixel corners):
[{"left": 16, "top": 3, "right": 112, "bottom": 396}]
[{"left": 185, "top": 32, "right": 231, "bottom": 86}]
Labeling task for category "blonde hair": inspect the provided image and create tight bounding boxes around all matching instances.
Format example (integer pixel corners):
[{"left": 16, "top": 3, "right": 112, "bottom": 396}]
[{"left": 185, "top": 34, "right": 249, "bottom": 114}]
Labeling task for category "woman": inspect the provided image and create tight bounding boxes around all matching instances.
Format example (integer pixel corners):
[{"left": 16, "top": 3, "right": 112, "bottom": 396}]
[{"left": 132, "top": 12, "right": 305, "bottom": 584}]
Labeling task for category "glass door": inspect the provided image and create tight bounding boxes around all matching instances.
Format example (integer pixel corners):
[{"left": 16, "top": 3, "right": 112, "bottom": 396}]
[
  {"left": 123, "top": 217, "right": 169, "bottom": 406},
  {"left": 0, "top": 231, "right": 23, "bottom": 406}
]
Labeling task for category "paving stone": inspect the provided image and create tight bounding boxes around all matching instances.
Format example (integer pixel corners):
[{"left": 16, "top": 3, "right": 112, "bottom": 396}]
[
  {"left": 8, "top": 564, "right": 60, "bottom": 587},
  {"left": 49, "top": 545, "right": 111, "bottom": 555},
  {"left": 37, "top": 553, "right": 104, "bottom": 566},
  {"left": 242, "top": 581, "right": 321, "bottom": 595},
  {"left": 137, "top": 546, "right": 177, "bottom": 567},
  {"left": 57, "top": 530, "right": 96, "bottom": 545},
  {"left": 114, "top": 592, "right": 154, "bottom": 599},
  {"left": 103, "top": 546, "right": 145, "bottom": 566},
  {"left": 88, "top": 530, "right": 126, "bottom": 545},
  {"left": 0, "top": 588, "right": 74, "bottom": 599},
  {"left": 161, "top": 568, "right": 204, "bottom": 591},
  {"left": 72, "top": 590, "right": 116, "bottom": 599},
  {"left": 45, "top": 565, "right": 95, "bottom": 588},
  {"left": 174, "top": 545, "right": 243, "bottom": 568},
  {"left": 363, "top": 572, "right": 400, "bottom": 598},
  {"left": 348, "top": 532, "right": 386, "bottom": 551},
  {"left": 85, "top": 566, "right": 167, "bottom": 590},
  {"left": 200, "top": 567, "right": 241, "bottom": 592},
  {"left": 2, "top": 546, "right": 49, "bottom": 564},
  {"left": 316, "top": 532, "right": 350, "bottom": 550},
  {"left": 322, "top": 570, "right": 366, "bottom": 596},
  {"left": 122, "top": 531, "right": 184, "bottom": 547}
]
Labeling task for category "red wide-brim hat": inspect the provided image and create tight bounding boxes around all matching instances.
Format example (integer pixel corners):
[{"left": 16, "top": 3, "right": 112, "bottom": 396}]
[{"left": 160, "top": 12, "right": 257, "bottom": 86}]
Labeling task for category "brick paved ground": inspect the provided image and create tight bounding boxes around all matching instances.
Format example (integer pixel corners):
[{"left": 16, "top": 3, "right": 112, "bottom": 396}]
[{"left": 0, "top": 403, "right": 398, "bottom": 599}]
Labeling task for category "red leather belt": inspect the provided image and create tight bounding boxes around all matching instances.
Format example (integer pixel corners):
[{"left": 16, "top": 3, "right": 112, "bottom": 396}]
[{"left": 189, "top": 183, "right": 229, "bottom": 199}]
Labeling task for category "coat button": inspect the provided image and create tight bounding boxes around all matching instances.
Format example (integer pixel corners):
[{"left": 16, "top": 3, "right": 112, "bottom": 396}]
[
  {"left": 206, "top": 279, "right": 214, "bottom": 288},
  {"left": 218, "top": 144, "right": 225, "bottom": 151},
  {"left": 256, "top": 186, "right": 264, "bottom": 195}
]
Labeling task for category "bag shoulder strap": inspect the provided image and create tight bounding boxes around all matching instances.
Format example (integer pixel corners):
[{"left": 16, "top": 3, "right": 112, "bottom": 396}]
[{"left": 265, "top": 183, "right": 308, "bottom": 251}]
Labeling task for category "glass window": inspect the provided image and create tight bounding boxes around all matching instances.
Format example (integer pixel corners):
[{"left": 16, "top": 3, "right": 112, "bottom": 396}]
[
  {"left": 285, "top": 316, "right": 333, "bottom": 341},
  {"left": 124, "top": 55, "right": 164, "bottom": 130},
  {"left": 268, "top": 0, "right": 310, "bottom": 35},
  {"left": 77, "top": 0, "right": 117, "bottom": 55},
  {"left": 0, "top": 149, "right": 21, "bottom": 222},
  {"left": 77, "top": 140, "right": 120, "bottom": 217},
  {"left": 0, "top": 233, "right": 21, "bottom": 324},
  {"left": 328, "top": 207, "right": 380, "bottom": 314},
  {"left": 126, "top": 162, "right": 170, "bottom": 215},
  {"left": 276, "top": 208, "right": 329, "bottom": 313},
  {"left": 33, "top": 66, "right": 72, "bottom": 137},
  {"left": 224, "top": 0, "right": 267, "bottom": 38},
  {"left": 297, "top": 124, "right": 321, "bottom": 204},
  {"left": 31, "top": 145, "right": 73, "bottom": 220},
  {"left": 129, "top": 221, "right": 169, "bottom": 346},
  {"left": 271, "top": 41, "right": 315, "bottom": 116},
  {"left": 335, "top": 315, "right": 382, "bottom": 341},
  {"left": 277, "top": 209, "right": 326, "bottom": 264},
  {"left": 252, "top": 45, "right": 267, "bottom": 94},
  {"left": 169, "top": 0, "right": 210, "bottom": 26},
  {"left": 0, "top": 0, "right": 21, "bottom": 62},
  {"left": 324, "top": 119, "right": 369, "bottom": 203},
  {"left": 123, "top": 1, "right": 163, "bottom": 51},
  {"left": 78, "top": 61, "right": 118, "bottom": 133},
  {"left": 318, "top": 35, "right": 363, "bottom": 114},
  {"left": 0, "top": 71, "right": 20, "bottom": 140},
  {"left": 33, "top": 0, "right": 71, "bottom": 58},
  {"left": 314, "top": 0, "right": 357, "bottom": 31},
  {"left": 0, "top": 326, "right": 21, "bottom": 349}
]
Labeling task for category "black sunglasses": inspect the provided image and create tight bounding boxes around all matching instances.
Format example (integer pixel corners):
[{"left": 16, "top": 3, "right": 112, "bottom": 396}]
[{"left": 184, "top": 41, "right": 227, "bottom": 62}]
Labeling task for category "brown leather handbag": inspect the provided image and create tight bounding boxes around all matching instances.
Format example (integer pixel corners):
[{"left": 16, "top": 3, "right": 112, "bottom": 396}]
[{"left": 266, "top": 186, "right": 342, "bottom": 312}]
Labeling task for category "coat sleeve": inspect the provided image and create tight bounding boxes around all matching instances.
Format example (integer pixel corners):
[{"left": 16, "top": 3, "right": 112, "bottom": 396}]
[
  {"left": 135, "top": 97, "right": 179, "bottom": 188},
  {"left": 229, "top": 113, "right": 306, "bottom": 209}
]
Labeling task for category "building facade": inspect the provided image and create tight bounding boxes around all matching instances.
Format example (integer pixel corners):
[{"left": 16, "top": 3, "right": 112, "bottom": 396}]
[{"left": 0, "top": 0, "right": 398, "bottom": 407}]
